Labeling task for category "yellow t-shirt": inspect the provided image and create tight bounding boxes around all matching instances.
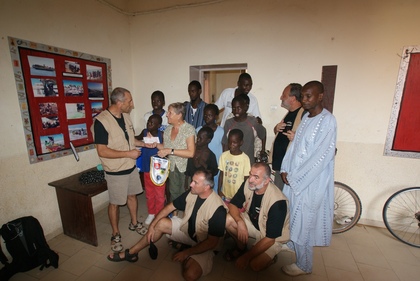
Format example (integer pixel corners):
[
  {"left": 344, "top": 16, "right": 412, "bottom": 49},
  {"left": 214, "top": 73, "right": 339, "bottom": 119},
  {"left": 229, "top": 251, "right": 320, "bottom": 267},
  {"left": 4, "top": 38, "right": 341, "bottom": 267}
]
[{"left": 218, "top": 151, "right": 251, "bottom": 199}]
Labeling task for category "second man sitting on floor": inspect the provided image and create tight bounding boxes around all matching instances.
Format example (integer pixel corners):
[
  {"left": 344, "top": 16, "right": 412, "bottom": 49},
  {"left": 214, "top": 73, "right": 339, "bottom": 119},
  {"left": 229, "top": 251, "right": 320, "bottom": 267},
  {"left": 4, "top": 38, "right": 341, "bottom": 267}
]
[{"left": 224, "top": 162, "right": 290, "bottom": 272}]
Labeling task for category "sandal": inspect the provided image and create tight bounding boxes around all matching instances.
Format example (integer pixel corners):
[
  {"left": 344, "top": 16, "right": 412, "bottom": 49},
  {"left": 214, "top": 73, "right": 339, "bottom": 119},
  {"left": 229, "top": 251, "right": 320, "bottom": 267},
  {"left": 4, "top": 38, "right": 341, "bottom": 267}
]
[
  {"left": 223, "top": 246, "right": 246, "bottom": 262},
  {"left": 107, "top": 249, "right": 139, "bottom": 263},
  {"left": 137, "top": 227, "right": 148, "bottom": 235},
  {"left": 128, "top": 221, "right": 144, "bottom": 232},
  {"left": 111, "top": 233, "right": 123, "bottom": 252}
]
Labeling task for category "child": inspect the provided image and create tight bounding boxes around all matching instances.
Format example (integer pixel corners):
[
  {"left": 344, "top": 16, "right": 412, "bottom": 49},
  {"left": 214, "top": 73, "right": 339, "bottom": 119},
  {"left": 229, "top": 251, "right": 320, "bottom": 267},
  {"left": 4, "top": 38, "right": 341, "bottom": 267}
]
[
  {"left": 140, "top": 91, "right": 167, "bottom": 188},
  {"left": 185, "top": 80, "right": 207, "bottom": 129},
  {"left": 218, "top": 129, "right": 251, "bottom": 202},
  {"left": 196, "top": 104, "right": 224, "bottom": 193},
  {"left": 185, "top": 127, "right": 218, "bottom": 187},
  {"left": 222, "top": 94, "right": 266, "bottom": 165},
  {"left": 144, "top": 90, "right": 168, "bottom": 131},
  {"left": 135, "top": 114, "right": 165, "bottom": 226}
]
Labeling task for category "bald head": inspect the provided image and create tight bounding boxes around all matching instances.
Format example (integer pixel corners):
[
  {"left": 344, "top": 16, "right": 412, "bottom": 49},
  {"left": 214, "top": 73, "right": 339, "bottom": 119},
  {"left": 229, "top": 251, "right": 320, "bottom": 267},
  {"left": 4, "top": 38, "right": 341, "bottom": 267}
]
[
  {"left": 302, "top": 81, "right": 324, "bottom": 94},
  {"left": 301, "top": 81, "right": 324, "bottom": 116}
]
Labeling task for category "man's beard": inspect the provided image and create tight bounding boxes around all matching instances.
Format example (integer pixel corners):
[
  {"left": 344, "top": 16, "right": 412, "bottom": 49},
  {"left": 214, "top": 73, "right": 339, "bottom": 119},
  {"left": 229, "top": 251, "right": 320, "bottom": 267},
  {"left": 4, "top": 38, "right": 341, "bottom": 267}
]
[{"left": 248, "top": 181, "right": 265, "bottom": 191}]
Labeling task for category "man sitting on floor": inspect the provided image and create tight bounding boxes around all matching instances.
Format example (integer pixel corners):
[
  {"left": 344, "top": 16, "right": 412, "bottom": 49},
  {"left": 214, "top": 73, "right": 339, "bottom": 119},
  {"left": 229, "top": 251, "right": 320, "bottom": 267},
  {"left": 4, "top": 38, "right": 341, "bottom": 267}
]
[
  {"left": 224, "top": 162, "right": 290, "bottom": 271},
  {"left": 107, "top": 169, "right": 227, "bottom": 281}
]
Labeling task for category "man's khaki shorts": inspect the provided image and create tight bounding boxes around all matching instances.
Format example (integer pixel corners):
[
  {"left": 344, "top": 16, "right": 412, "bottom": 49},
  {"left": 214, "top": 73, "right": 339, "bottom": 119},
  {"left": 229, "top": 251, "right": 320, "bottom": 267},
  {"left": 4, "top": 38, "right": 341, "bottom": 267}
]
[
  {"left": 105, "top": 168, "right": 143, "bottom": 205},
  {"left": 166, "top": 216, "right": 215, "bottom": 276},
  {"left": 241, "top": 212, "right": 282, "bottom": 259}
]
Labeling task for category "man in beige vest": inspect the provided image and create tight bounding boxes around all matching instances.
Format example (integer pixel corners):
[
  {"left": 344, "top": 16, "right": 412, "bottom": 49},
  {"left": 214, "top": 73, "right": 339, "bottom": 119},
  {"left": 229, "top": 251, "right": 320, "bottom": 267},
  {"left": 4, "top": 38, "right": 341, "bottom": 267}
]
[
  {"left": 107, "top": 169, "right": 227, "bottom": 281},
  {"left": 271, "top": 83, "right": 304, "bottom": 190},
  {"left": 224, "top": 162, "right": 290, "bottom": 271},
  {"left": 93, "top": 87, "right": 145, "bottom": 252}
]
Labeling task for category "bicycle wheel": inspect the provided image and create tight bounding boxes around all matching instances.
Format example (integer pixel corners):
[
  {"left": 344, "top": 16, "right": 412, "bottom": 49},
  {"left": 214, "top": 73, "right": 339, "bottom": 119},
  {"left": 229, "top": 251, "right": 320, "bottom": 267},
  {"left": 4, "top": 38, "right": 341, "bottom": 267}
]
[
  {"left": 382, "top": 187, "right": 420, "bottom": 247},
  {"left": 333, "top": 181, "right": 362, "bottom": 234}
]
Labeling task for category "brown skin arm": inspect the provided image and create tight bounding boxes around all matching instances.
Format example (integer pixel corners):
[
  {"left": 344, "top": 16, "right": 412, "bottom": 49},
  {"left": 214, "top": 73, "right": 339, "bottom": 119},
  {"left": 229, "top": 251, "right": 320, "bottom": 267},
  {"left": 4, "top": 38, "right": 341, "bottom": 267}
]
[
  {"left": 236, "top": 237, "right": 275, "bottom": 270},
  {"left": 157, "top": 135, "right": 195, "bottom": 158},
  {"left": 172, "top": 235, "right": 220, "bottom": 262},
  {"left": 228, "top": 203, "right": 249, "bottom": 245},
  {"left": 96, "top": 144, "right": 140, "bottom": 160},
  {"left": 218, "top": 170, "right": 225, "bottom": 198}
]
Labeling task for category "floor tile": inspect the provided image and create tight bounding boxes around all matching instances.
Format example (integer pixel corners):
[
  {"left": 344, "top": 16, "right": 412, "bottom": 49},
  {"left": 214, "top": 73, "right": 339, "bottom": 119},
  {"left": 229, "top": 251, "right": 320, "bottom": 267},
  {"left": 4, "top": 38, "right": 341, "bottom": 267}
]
[
  {"left": 7, "top": 194, "right": 419, "bottom": 281},
  {"left": 321, "top": 248, "right": 359, "bottom": 272},
  {"left": 75, "top": 266, "right": 116, "bottom": 281},
  {"left": 357, "top": 263, "right": 400, "bottom": 281},
  {"left": 388, "top": 260, "right": 420, "bottom": 281},
  {"left": 34, "top": 268, "right": 78, "bottom": 281},
  {"left": 325, "top": 266, "right": 364, "bottom": 281},
  {"left": 348, "top": 243, "right": 391, "bottom": 269},
  {"left": 112, "top": 263, "right": 153, "bottom": 281},
  {"left": 59, "top": 248, "right": 102, "bottom": 276},
  {"left": 7, "top": 273, "right": 39, "bottom": 281}
]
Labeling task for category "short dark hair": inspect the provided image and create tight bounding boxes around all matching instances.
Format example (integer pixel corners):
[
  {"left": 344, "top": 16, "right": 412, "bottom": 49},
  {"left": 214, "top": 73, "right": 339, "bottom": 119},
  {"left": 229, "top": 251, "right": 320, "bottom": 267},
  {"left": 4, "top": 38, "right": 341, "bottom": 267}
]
[
  {"left": 252, "top": 162, "right": 272, "bottom": 179},
  {"left": 198, "top": 126, "right": 214, "bottom": 141},
  {"left": 303, "top": 81, "right": 324, "bottom": 94},
  {"left": 232, "top": 93, "right": 250, "bottom": 105},
  {"left": 228, "top": 128, "right": 244, "bottom": 141},
  {"left": 238, "top": 73, "right": 252, "bottom": 83},
  {"left": 195, "top": 168, "right": 214, "bottom": 189},
  {"left": 188, "top": 80, "right": 202, "bottom": 90},
  {"left": 151, "top": 90, "right": 165, "bottom": 102},
  {"left": 110, "top": 87, "right": 129, "bottom": 104},
  {"left": 149, "top": 113, "right": 162, "bottom": 125},
  {"left": 204, "top": 103, "right": 219, "bottom": 116},
  {"left": 289, "top": 83, "right": 302, "bottom": 100}
]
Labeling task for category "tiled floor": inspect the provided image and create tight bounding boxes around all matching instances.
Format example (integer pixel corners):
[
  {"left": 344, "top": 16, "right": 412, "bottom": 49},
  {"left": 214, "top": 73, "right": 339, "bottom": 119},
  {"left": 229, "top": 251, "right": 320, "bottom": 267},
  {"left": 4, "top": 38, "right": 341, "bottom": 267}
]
[{"left": 4, "top": 194, "right": 420, "bottom": 281}]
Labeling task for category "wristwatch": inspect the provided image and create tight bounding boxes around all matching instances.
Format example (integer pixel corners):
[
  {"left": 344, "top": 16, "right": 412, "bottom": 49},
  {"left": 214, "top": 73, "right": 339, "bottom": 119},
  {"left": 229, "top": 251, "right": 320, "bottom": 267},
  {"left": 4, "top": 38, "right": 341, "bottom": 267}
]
[{"left": 171, "top": 148, "right": 174, "bottom": 155}]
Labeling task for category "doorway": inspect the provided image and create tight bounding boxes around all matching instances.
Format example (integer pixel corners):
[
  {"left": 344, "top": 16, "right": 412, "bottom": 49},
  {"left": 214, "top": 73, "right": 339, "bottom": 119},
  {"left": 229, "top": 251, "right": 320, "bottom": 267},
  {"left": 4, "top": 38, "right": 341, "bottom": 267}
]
[
  {"left": 190, "top": 63, "right": 247, "bottom": 103},
  {"left": 190, "top": 63, "right": 247, "bottom": 123}
]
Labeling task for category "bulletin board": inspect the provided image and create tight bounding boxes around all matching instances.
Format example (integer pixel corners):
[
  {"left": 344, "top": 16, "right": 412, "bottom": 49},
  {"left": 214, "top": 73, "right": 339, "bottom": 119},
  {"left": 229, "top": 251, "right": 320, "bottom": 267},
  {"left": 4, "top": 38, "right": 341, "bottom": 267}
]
[
  {"left": 384, "top": 45, "right": 420, "bottom": 158},
  {"left": 9, "top": 37, "right": 111, "bottom": 164}
]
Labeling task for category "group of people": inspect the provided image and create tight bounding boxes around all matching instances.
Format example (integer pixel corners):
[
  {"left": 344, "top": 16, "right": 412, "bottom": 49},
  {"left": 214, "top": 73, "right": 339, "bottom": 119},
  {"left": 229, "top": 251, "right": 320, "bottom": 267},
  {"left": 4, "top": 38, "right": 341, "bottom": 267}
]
[{"left": 92, "top": 75, "right": 337, "bottom": 280}]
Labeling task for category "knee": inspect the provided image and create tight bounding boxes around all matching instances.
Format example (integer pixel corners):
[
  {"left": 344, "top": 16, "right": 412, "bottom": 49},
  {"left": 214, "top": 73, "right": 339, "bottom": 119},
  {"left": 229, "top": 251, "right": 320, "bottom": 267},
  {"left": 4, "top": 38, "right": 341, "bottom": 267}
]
[
  {"left": 249, "top": 253, "right": 274, "bottom": 272},
  {"left": 154, "top": 217, "right": 171, "bottom": 233},
  {"left": 182, "top": 270, "right": 200, "bottom": 281},
  {"left": 182, "top": 259, "right": 202, "bottom": 281},
  {"left": 249, "top": 260, "right": 264, "bottom": 272},
  {"left": 108, "top": 203, "right": 118, "bottom": 210}
]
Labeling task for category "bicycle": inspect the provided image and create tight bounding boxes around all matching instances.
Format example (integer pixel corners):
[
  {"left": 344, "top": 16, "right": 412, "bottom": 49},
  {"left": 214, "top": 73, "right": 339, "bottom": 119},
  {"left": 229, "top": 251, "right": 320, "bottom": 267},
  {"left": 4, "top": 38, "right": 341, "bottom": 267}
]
[
  {"left": 382, "top": 187, "right": 420, "bottom": 247},
  {"left": 269, "top": 169, "right": 362, "bottom": 234},
  {"left": 333, "top": 181, "right": 362, "bottom": 234}
]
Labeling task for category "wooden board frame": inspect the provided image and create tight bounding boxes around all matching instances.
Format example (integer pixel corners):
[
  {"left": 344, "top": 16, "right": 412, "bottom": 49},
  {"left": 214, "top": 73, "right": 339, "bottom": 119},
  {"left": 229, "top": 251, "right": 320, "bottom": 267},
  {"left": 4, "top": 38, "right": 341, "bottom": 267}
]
[
  {"left": 8, "top": 37, "right": 112, "bottom": 163},
  {"left": 384, "top": 45, "right": 420, "bottom": 158}
]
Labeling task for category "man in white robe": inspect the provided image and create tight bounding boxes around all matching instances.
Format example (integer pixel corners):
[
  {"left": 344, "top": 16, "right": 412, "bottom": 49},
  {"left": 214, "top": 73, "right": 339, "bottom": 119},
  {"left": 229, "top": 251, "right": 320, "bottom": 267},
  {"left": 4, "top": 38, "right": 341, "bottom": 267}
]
[{"left": 280, "top": 80, "right": 337, "bottom": 276}]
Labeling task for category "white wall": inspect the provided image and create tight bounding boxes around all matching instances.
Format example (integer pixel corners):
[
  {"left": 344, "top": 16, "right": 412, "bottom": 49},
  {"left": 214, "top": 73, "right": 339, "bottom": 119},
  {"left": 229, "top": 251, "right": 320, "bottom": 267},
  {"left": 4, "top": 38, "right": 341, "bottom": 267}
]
[
  {"left": 0, "top": 0, "right": 132, "bottom": 238},
  {"left": 129, "top": 0, "right": 420, "bottom": 226},
  {"left": 1, "top": 0, "right": 420, "bottom": 240}
]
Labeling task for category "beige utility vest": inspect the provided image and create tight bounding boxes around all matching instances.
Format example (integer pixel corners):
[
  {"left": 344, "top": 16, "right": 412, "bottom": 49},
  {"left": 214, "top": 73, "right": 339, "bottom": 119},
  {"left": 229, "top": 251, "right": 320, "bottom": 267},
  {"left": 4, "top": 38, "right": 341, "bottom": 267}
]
[
  {"left": 180, "top": 191, "right": 227, "bottom": 243},
  {"left": 243, "top": 181, "right": 290, "bottom": 243},
  {"left": 93, "top": 110, "right": 136, "bottom": 172}
]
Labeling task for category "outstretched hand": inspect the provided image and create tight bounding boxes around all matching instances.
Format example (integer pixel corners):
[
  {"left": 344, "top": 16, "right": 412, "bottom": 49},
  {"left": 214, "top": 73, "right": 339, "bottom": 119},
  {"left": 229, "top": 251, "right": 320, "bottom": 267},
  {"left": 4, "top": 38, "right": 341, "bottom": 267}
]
[{"left": 127, "top": 149, "right": 141, "bottom": 159}]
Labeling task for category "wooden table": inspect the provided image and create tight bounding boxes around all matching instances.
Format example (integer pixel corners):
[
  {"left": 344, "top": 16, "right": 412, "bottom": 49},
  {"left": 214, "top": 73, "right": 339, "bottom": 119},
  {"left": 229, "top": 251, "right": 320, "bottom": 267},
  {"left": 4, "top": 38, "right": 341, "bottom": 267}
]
[{"left": 49, "top": 168, "right": 107, "bottom": 246}]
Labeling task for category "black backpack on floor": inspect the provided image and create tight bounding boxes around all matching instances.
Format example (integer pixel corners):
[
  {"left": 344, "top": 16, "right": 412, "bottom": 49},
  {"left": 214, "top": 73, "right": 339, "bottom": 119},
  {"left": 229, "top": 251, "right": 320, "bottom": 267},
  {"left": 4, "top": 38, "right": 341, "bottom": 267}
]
[{"left": 0, "top": 216, "right": 59, "bottom": 281}]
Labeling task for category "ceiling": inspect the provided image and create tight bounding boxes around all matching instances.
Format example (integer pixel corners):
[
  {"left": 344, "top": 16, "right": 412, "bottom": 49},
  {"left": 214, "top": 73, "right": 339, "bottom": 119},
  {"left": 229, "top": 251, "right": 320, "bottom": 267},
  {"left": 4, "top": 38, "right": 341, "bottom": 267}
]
[{"left": 97, "top": 0, "right": 225, "bottom": 16}]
